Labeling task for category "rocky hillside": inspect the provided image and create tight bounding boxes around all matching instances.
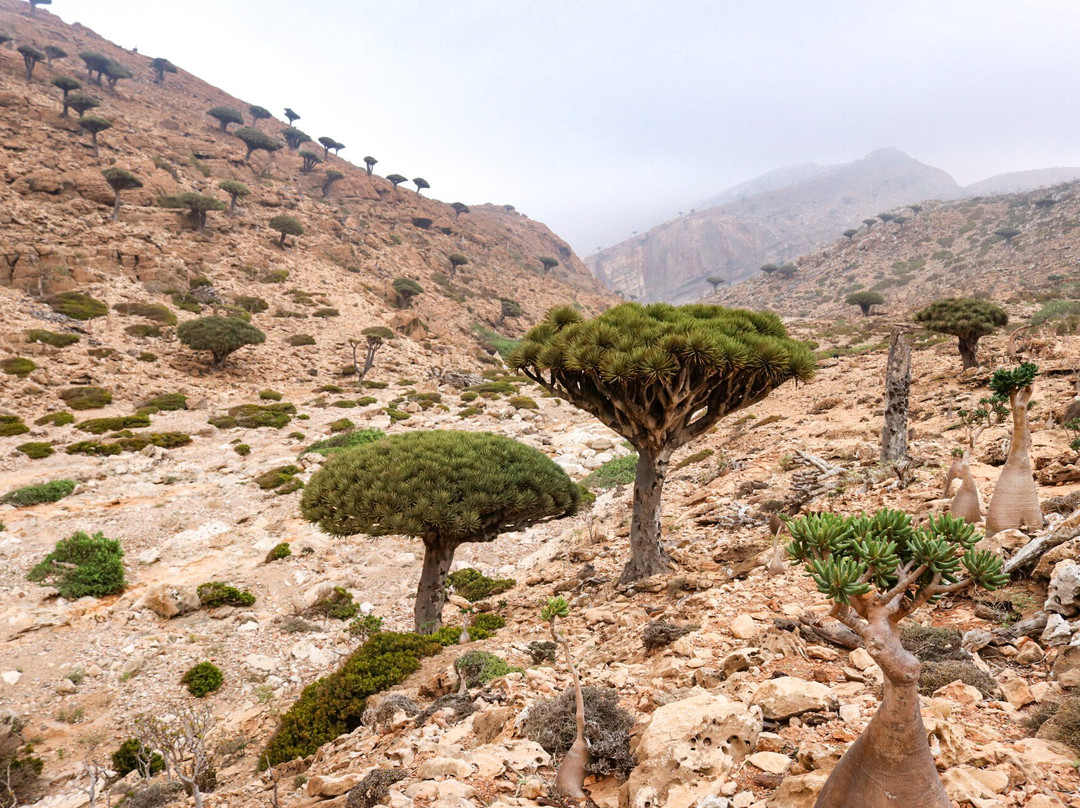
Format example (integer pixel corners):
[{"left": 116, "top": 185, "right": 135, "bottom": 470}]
[
  {"left": 587, "top": 148, "right": 961, "bottom": 302},
  {"left": 712, "top": 180, "right": 1080, "bottom": 319}
]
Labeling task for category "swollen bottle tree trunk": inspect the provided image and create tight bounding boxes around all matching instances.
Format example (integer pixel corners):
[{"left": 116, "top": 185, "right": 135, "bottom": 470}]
[
  {"left": 947, "top": 448, "right": 983, "bottom": 524},
  {"left": 787, "top": 509, "right": 1009, "bottom": 808},
  {"left": 985, "top": 365, "right": 1043, "bottom": 536},
  {"left": 543, "top": 597, "right": 589, "bottom": 800}
]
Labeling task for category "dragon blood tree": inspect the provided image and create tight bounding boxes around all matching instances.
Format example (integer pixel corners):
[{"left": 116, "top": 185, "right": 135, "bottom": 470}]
[
  {"left": 944, "top": 395, "right": 1005, "bottom": 524},
  {"left": 300, "top": 431, "right": 581, "bottom": 631},
  {"left": 788, "top": 509, "right": 1008, "bottom": 808},
  {"left": 985, "top": 362, "right": 1043, "bottom": 536},
  {"left": 510, "top": 303, "right": 815, "bottom": 583}
]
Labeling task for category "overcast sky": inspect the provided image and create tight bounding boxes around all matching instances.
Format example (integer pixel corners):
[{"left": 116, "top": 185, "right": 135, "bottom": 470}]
[{"left": 50, "top": 0, "right": 1080, "bottom": 253}]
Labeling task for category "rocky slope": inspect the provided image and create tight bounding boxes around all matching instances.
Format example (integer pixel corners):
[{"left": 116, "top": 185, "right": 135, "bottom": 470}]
[
  {"left": 712, "top": 180, "right": 1080, "bottom": 319},
  {"left": 587, "top": 148, "right": 961, "bottom": 302}
]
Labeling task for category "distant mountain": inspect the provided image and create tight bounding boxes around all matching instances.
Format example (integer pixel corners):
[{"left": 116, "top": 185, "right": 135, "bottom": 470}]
[
  {"left": 964, "top": 168, "right": 1080, "bottom": 197},
  {"left": 586, "top": 148, "right": 962, "bottom": 302}
]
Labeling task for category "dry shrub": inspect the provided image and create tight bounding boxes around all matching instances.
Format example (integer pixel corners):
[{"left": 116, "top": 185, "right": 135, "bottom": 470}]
[{"left": 524, "top": 686, "right": 635, "bottom": 778}]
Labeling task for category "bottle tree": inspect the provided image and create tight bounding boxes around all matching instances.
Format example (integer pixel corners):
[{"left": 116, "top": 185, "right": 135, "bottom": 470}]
[
  {"left": 301, "top": 431, "right": 581, "bottom": 631},
  {"left": 984, "top": 363, "right": 1043, "bottom": 535},
  {"left": 913, "top": 297, "right": 1008, "bottom": 370},
  {"left": 102, "top": 168, "right": 142, "bottom": 222},
  {"left": 510, "top": 303, "right": 815, "bottom": 582},
  {"left": 787, "top": 509, "right": 1008, "bottom": 808},
  {"left": 944, "top": 396, "right": 1004, "bottom": 524},
  {"left": 844, "top": 290, "right": 883, "bottom": 317},
  {"left": 705, "top": 275, "right": 725, "bottom": 293}
]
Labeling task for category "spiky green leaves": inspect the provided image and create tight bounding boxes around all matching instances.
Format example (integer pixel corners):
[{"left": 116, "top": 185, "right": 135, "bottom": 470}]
[
  {"left": 788, "top": 509, "right": 1008, "bottom": 609},
  {"left": 300, "top": 431, "right": 581, "bottom": 545},
  {"left": 542, "top": 596, "right": 570, "bottom": 623},
  {"left": 914, "top": 298, "right": 1008, "bottom": 341},
  {"left": 989, "top": 362, "right": 1038, "bottom": 398}
]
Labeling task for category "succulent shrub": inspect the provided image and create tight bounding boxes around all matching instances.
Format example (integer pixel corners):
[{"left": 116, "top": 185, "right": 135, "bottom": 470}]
[
  {"left": 511, "top": 302, "right": 815, "bottom": 582},
  {"left": 282, "top": 126, "right": 310, "bottom": 150},
  {"left": 539, "top": 256, "right": 559, "bottom": 274},
  {"left": 150, "top": 57, "right": 177, "bottom": 84},
  {"left": 162, "top": 192, "right": 227, "bottom": 232},
  {"left": 269, "top": 215, "right": 303, "bottom": 247},
  {"left": 322, "top": 170, "right": 344, "bottom": 197},
  {"left": 386, "top": 173, "right": 407, "bottom": 189},
  {"left": 454, "top": 650, "right": 519, "bottom": 688},
  {"left": 914, "top": 297, "right": 1009, "bottom": 370},
  {"left": 2, "top": 357, "right": 36, "bottom": 377},
  {"left": 526, "top": 685, "right": 635, "bottom": 779},
  {"left": 412, "top": 177, "right": 429, "bottom": 195},
  {"left": 18, "top": 44, "right": 45, "bottom": 81},
  {"left": 177, "top": 316, "right": 265, "bottom": 369},
  {"left": 265, "top": 543, "right": 291, "bottom": 562},
  {"left": 302, "top": 428, "right": 385, "bottom": 457},
  {"left": 67, "top": 92, "right": 100, "bottom": 118},
  {"left": 28, "top": 531, "right": 125, "bottom": 598},
  {"left": 498, "top": 297, "right": 522, "bottom": 325},
  {"left": 102, "top": 59, "right": 132, "bottom": 90},
  {"left": 348, "top": 326, "right": 394, "bottom": 381},
  {"left": 59, "top": 386, "right": 112, "bottom": 410},
  {"left": 197, "top": 582, "right": 255, "bottom": 608},
  {"left": 306, "top": 587, "right": 360, "bottom": 620},
  {"left": 787, "top": 509, "right": 1008, "bottom": 808},
  {"left": 845, "top": 290, "right": 884, "bottom": 317},
  {"left": 181, "top": 662, "right": 223, "bottom": 697},
  {"left": 363, "top": 155, "right": 378, "bottom": 175},
  {"left": 249, "top": 105, "right": 271, "bottom": 123},
  {"left": 301, "top": 431, "right": 580, "bottom": 631},
  {"left": 260, "top": 631, "right": 442, "bottom": 768},
  {"left": 47, "top": 291, "right": 108, "bottom": 320}
]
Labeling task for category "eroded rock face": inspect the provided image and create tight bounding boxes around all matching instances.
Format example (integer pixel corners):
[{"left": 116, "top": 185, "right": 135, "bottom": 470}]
[
  {"left": 625, "top": 691, "right": 762, "bottom": 808},
  {"left": 136, "top": 583, "right": 200, "bottom": 618},
  {"left": 751, "top": 676, "right": 838, "bottom": 721},
  {"left": 1045, "top": 562, "right": 1080, "bottom": 617}
]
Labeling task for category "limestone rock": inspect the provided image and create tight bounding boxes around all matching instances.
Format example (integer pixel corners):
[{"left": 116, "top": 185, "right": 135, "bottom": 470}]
[
  {"left": 626, "top": 691, "right": 762, "bottom": 808},
  {"left": 747, "top": 751, "right": 792, "bottom": 775},
  {"left": 136, "top": 583, "right": 201, "bottom": 618},
  {"left": 1045, "top": 562, "right": 1080, "bottom": 616},
  {"left": 751, "top": 677, "right": 837, "bottom": 721},
  {"left": 1041, "top": 613, "right": 1074, "bottom": 647},
  {"left": 307, "top": 773, "right": 363, "bottom": 797},
  {"left": 416, "top": 757, "right": 475, "bottom": 780},
  {"left": 1051, "top": 643, "right": 1080, "bottom": 686},
  {"left": 729, "top": 614, "right": 757, "bottom": 639},
  {"left": 764, "top": 770, "right": 829, "bottom": 808}
]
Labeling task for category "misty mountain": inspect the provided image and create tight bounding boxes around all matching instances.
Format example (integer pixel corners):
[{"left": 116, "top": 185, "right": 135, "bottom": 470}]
[{"left": 964, "top": 167, "right": 1080, "bottom": 197}]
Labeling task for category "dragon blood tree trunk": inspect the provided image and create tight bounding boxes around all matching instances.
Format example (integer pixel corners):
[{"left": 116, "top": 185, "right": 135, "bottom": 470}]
[
  {"left": 948, "top": 450, "right": 982, "bottom": 524},
  {"left": 985, "top": 388, "right": 1043, "bottom": 536},
  {"left": 415, "top": 537, "right": 456, "bottom": 633},
  {"left": 620, "top": 447, "right": 673, "bottom": 584},
  {"left": 815, "top": 616, "right": 949, "bottom": 808}
]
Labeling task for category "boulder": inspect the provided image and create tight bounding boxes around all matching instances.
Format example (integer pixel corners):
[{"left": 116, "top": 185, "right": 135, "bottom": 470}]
[
  {"left": 1051, "top": 644, "right": 1080, "bottom": 687},
  {"left": 1040, "top": 613, "right": 1074, "bottom": 647},
  {"left": 625, "top": 691, "right": 762, "bottom": 808},
  {"left": 416, "top": 757, "right": 475, "bottom": 780},
  {"left": 307, "top": 773, "right": 363, "bottom": 797},
  {"left": 751, "top": 677, "right": 837, "bottom": 721},
  {"left": 1045, "top": 562, "right": 1080, "bottom": 617},
  {"left": 765, "top": 771, "right": 829, "bottom": 808},
  {"left": 747, "top": 751, "right": 792, "bottom": 775},
  {"left": 136, "top": 583, "right": 200, "bottom": 618},
  {"left": 729, "top": 614, "right": 757, "bottom": 639}
]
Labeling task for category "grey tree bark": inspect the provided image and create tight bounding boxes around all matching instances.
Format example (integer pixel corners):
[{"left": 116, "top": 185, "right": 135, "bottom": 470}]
[{"left": 880, "top": 330, "right": 912, "bottom": 465}]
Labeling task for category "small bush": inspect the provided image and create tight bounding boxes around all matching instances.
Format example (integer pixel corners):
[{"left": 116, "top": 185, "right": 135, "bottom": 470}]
[
  {"left": 468, "top": 380, "right": 517, "bottom": 395},
  {"left": 454, "top": 650, "right": 520, "bottom": 688},
  {"left": 288, "top": 334, "right": 316, "bottom": 347},
  {"left": 17, "top": 442, "right": 54, "bottom": 460},
  {"left": 197, "top": 581, "right": 255, "bottom": 608},
  {"left": 36, "top": 411, "right": 75, "bottom": 427},
  {"left": 306, "top": 586, "right": 360, "bottom": 620},
  {"left": 1034, "top": 696, "right": 1080, "bottom": 753},
  {"left": 343, "top": 769, "right": 407, "bottom": 808},
  {"left": 138, "top": 352, "right": 158, "bottom": 363},
  {"left": 254, "top": 465, "right": 300, "bottom": 491},
  {"left": 332, "top": 399, "right": 357, "bottom": 408},
  {"left": 525, "top": 686, "right": 635, "bottom": 778},
  {"left": 260, "top": 632, "right": 443, "bottom": 768},
  {"left": 3, "top": 479, "right": 76, "bottom": 506},
  {"left": 900, "top": 624, "right": 968, "bottom": 662},
  {"left": 918, "top": 660, "right": 1000, "bottom": 698},
  {"left": 328, "top": 418, "right": 354, "bottom": 433},
  {"left": 386, "top": 407, "right": 410, "bottom": 422},
  {"left": 209, "top": 402, "right": 295, "bottom": 429},
  {"left": 0, "top": 415, "right": 30, "bottom": 437},
  {"left": 66, "top": 440, "right": 122, "bottom": 456},
  {"left": 2, "top": 357, "right": 36, "bottom": 378},
  {"left": 643, "top": 621, "right": 696, "bottom": 652},
  {"left": 47, "top": 291, "right": 108, "bottom": 320},
  {"left": 581, "top": 454, "right": 637, "bottom": 490},
  {"left": 26, "top": 329, "right": 79, "bottom": 348},
  {"left": 139, "top": 393, "right": 187, "bottom": 411},
  {"left": 114, "top": 302, "right": 177, "bottom": 325},
  {"left": 59, "top": 386, "right": 112, "bottom": 411},
  {"left": 362, "top": 380, "right": 389, "bottom": 389},
  {"left": 528, "top": 640, "right": 558, "bottom": 664},
  {"left": 126, "top": 324, "right": 161, "bottom": 338},
  {"left": 77, "top": 414, "right": 151, "bottom": 434},
  {"left": 178, "top": 316, "right": 265, "bottom": 368},
  {"left": 357, "top": 396, "right": 378, "bottom": 407},
  {"left": 259, "top": 389, "right": 282, "bottom": 401},
  {"left": 112, "top": 738, "right": 164, "bottom": 778},
  {"left": 182, "top": 662, "right": 223, "bottom": 697},
  {"left": 468, "top": 611, "right": 506, "bottom": 640},
  {"left": 314, "top": 308, "right": 339, "bottom": 318},
  {"left": 348, "top": 615, "right": 384, "bottom": 641},
  {"left": 234, "top": 443, "right": 250, "bottom": 456},
  {"left": 302, "top": 428, "right": 384, "bottom": 456},
  {"left": 508, "top": 395, "right": 538, "bottom": 410},
  {"left": 266, "top": 543, "right": 292, "bottom": 562},
  {"left": 446, "top": 568, "right": 515, "bottom": 602},
  {"left": 27, "top": 531, "right": 125, "bottom": 598}
]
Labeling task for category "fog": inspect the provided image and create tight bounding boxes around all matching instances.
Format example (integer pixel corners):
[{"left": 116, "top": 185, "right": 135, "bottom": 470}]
[{"left": 52, "top": 0, "right": 1080, "bottom": 254}]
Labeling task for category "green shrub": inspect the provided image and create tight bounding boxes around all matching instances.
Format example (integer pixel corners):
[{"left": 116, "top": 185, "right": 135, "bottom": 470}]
[
  {"left": 27, "top": 531, "right": 125, "bottom": 598},
  {"left": 266, "top": 543, "right": 292, "bottom": 562},
  {"left": 260, "top": 632, "right": 443, "bottom": 768},
  {"left": 470, "top": 324, "right": 520, "bottom": 360},
  {"left": 125, "top": 324, "right": 161, "bottom": 338},
  {"left": 36, "top": 411, "right": 75, "bottom": 427},
  {"left": 454, "top": 650, "right": 520, "bottom": 688},
  {"left": 457, "top": 406, "right": 480, "bottom": 418},
  {"left": 197, "top": 582, "right": 255, "bottom": 607},
  {"left": 432, "top": 625, "right": 465, "bottom": 646},
  {"left": 59, "top": 386, "right": 112, "bottom": 411},
  {"left": 319, "top": 385, "right": 344, "bottom": 394},
  {"left": 314, "top": 308, "right": 339, "bottom": 318},
  {"left": 386, "top": 407, "right": 410, "bottom": 422},
  {"left": 306, "top": 587, "right": 360, "bottom": 620},
  {"left": 209, "top": 402, "right": 295, "bottom": 429},
  {"left": 347, "top": 615, "right": 384, "bottom": 641},
  {"left": 254, "top": 465, "right": 300, "bottom": 490},
  {"left": 362, "top": 380, "right": 389, "bottom": 389},
  {"left": 139, "top": 393, "right": 187, "bottom": 412},
  {"left": 234, "top": 443, "right": 250, "bottom": 456},
  {"left": 0, "top": 415, "right": 30, "bottom": 437},
  {"left": 467, "top": 380, "right": 517, "bottom": 395},
  {"left": 2, "top": 357, "right": 36, "bottom": 378},
  {"left": 17, "top": 442, "right": 54, "bottom": 459},
  {"left": 460, "top": 391, "right": 478, "bottom": 402},
  {"left": 111, "top": 739, "right": 164, "bottom": 778},
  {"left": 66, "top": 440, "right": 123, "bottom": 456},
  {"left": 328, "top": 418, "right": 353, "bottom": 433},
  {"left": 259, "top": 389, "right": 283, "bottom": 401},
  {"left": 181, "top": 662, "right": 223, "bottom": 697},
  {"left": 76, "top": 414, "right": 151, "bottom": 434},
  {"left": 332, "top": 399, "right": 357, "bottom": 408},
  {"left": 581, "top": 454, "right": 637, "bottom": 490},
  {"left": 302, "top": 428, "right": 384, "bottom": 456},
  {"left": 3, "top": 479, "right": 76, "bottom": 506},
  {"left": 356, "top": 396, "right": 378, "bottom": 407},
  {"left": 508, "top": 395, "right": 538, "bottom": 410},
  {"left": 26, "top": 329, "right": 79, "bottom": 348},
  {"left": 446, "top": 568, "right": 515, "bottom": 602},
  {"left": 47, "top": 291, "right": 109, "bottom": 320},
  {"left": 288, "top": 334, "right": 316, "bottom": 347},
  {"left": 470, "top": 612, "right": 506, "bottom": 634},
  {"left": 113, "top": 302, "right": 177, "bottom": 325}
]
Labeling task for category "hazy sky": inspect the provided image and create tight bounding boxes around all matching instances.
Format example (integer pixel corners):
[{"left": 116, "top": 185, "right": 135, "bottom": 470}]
[{"left": 49, "top": 0, "right": 1080, "bottom": 253}]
